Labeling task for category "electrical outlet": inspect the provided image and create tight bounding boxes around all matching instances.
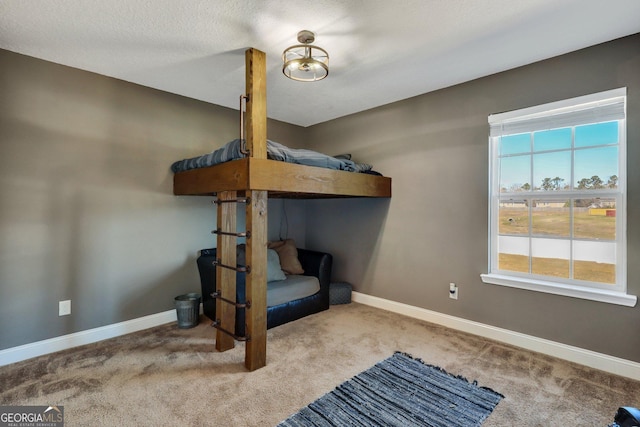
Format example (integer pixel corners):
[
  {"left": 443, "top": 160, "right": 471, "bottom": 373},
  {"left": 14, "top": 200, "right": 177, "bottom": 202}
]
[
  {"left": 59, "top": 300, "right": 71, "bottom": 316},
  {"left": 449, "top": 283, "right": 458, "bottom": 300}
]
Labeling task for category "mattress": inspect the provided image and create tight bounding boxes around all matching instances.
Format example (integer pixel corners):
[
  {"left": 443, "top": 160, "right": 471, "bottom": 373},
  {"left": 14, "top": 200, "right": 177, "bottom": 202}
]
[{"left": 171, "top": 138, "right": 374, "bottom": 174}]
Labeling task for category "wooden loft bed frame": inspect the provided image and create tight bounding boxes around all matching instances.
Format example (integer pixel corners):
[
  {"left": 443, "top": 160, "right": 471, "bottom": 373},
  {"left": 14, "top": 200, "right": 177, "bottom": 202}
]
[
  {"left": 173, "top": 48, "right": 391, "bottom": 371},
  {"left": 174, "top": 156, "right": 391, "bottom": 198}
]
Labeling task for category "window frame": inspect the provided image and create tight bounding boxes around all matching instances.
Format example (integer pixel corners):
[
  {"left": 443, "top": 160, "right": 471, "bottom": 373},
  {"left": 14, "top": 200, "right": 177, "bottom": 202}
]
[{"left": 481, "top": 88, "right": 637, "bottom": 307}]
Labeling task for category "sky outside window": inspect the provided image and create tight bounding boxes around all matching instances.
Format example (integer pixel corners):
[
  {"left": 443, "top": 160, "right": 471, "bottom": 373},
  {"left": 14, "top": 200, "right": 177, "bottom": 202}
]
[
  {"left": 534, "top": 128, "right": 571, "bottom": 151},
  {"left": 498, "top": 121, "right": 619, "bottom": 192},
  {"left": 575, "top": 121, "right": 618, "bottom": 147},
  {"left": 500, "top": 133, "right": 530, "bottom": 155}
]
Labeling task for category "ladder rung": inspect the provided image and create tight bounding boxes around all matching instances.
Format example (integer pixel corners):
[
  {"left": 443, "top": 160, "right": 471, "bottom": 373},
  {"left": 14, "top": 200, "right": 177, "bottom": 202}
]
[
  {"left": 211, "top": 228, "right": 251, "bottom": 238},
  {"left": 214, "top": 197, "right": 251, "bottom": 205},
  {"left": 213, "top": 259, "right": 251, "bottom": 273},
  {"left": 211, "top": 291, "right": 251, "bottom": 309},
  {"left": 212, "top": 320, "right": 250, "bottom": 342}
]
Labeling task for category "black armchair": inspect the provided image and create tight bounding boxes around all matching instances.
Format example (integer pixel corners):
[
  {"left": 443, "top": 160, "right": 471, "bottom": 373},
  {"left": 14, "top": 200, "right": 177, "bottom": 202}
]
[{"left": 197, "top": 247, "right": 332, "bottom": 337}]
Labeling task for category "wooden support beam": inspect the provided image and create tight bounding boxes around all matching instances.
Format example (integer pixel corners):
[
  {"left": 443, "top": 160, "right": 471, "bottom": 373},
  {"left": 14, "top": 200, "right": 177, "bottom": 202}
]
[
  {"left": 174, "top": 159, "right": 250, "bottom": 196},
  {"left": 215, "top": 191, "right": 237, "bottom": 352},
  {"left": 248, "top": 158, "right": 392, "bottom": 197},
  {"left": 244, "top": 189, "right": 268, "bottom": 371},
  {"left": 245, "top": 48, "right": 267, "bottom": 160},
  {"left": 244, "top": 47, "right": 268, "bottom": 371}
]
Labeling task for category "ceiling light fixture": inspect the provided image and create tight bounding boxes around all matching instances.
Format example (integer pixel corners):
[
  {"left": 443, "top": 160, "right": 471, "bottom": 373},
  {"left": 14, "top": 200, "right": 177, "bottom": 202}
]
[{"left": 282, "top": 30, "right": 329, "bottom": 82}]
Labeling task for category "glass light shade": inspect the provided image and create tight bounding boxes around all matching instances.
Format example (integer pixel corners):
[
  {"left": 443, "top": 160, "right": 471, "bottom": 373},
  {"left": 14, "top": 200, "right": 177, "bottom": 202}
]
[{"left": 282, "top": 44, "right": 329, "bottom": 82}]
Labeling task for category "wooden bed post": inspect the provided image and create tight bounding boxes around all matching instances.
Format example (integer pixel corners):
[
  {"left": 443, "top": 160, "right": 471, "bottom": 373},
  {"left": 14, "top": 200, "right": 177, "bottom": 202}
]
[
  {"left": 245, "top": 48, "right": 267, "bottom": 160},
  {"left": 215, "top": 191, "right": 237, "bottom": 352},
  {"left": 245, "top": 190, "right": 268, "bottom": 370},
  {"left": 244, "top": 48, "right": 268, "bottom": 370}
]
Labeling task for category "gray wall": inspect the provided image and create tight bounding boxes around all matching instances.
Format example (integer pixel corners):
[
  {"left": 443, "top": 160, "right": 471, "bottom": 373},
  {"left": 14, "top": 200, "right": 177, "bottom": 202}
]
[
  {"left": 0, "top": 49, "right": 306, "bottom": 350},
  {"left": 304, "top": 34, "right": 640, "bottom": 362}
]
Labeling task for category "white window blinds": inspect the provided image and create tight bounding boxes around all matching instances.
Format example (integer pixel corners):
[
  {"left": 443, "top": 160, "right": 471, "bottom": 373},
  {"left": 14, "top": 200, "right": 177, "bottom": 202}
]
[{"left": 489, "top": 88, "right": 626, "bottom": 137}]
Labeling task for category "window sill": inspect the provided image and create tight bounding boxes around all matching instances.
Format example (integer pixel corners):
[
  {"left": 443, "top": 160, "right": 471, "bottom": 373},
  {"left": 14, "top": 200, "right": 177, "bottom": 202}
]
[{"left": 480, "top": 273, "right": 637, "bottom": 307}]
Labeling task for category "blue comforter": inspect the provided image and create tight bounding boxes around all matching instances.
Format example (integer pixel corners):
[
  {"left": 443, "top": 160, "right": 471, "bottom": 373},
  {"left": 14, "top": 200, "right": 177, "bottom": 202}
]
[{"left": 171, "top": 139, "right": 371, "bottom": 173}]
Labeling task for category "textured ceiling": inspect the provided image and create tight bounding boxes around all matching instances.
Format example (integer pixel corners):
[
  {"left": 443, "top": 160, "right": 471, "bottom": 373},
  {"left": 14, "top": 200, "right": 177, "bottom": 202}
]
[{"left": 1, "top": 0, "right": 639, "bottom": 127}]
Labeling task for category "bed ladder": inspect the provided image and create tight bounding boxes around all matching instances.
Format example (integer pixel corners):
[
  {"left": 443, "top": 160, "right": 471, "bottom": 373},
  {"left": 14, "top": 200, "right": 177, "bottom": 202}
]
[
  {"left": 212, "top": 190, "right": 268, "bottom": 371},
  {"left": 211, "top": 48, "right": 268, "bottom": 371},
  {"left": 211, "top": 193, "right": 251, "bottom": 344}
]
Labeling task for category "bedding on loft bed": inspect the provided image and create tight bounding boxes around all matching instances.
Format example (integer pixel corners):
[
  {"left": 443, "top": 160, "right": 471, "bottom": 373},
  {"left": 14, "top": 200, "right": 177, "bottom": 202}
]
[{"left": 171, "top": 138, "right": 380, "bottom": 175}]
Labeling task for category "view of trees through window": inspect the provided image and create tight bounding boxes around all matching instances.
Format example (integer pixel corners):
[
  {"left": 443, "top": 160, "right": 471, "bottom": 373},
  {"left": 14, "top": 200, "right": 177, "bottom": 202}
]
[
  {"left": 503, "top": 174, "right": 618, "bottom": 193},
  {"left": 496, "top": 121, "right": 620, "bottom": 285}
]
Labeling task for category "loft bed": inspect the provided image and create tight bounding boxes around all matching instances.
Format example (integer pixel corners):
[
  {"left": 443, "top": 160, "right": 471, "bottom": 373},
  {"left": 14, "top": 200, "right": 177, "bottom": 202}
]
[
  {"left": 172, "top": 48, "right": 391, "bottom": 371},
  {"left": 172, "top": 139, "right": 391, "bottom": 199}
]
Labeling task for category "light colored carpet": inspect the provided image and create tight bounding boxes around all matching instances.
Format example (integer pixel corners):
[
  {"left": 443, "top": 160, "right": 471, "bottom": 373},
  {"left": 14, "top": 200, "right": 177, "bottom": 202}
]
[{"left": 1, "top": 303, "right": 639, "bottom": 426}]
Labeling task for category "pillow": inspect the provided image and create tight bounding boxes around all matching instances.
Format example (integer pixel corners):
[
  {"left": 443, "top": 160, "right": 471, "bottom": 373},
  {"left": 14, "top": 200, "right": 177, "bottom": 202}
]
[
  {"left": 353, "top": 162, "right": 373, "bottom": 172},
  {"left": 268, "top": 239, "right": 304, "bottom": 275},
  {"left": 235, "top": 244, "right": 287, "bottom": 281},
  {"left": 267, "top": 249, "right": 287, "bottom": 282}
]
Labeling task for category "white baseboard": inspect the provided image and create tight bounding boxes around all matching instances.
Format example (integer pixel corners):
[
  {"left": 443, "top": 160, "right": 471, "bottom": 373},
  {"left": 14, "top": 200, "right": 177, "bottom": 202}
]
[
  {"left": 4, "top": 297, "right": 639, "bottom": 381},
  {"left": 352, "top": 291, "right": 640, "bottom": 381},
  {"left": 0, "top": 309, "right": 178, "bottom": 367}
]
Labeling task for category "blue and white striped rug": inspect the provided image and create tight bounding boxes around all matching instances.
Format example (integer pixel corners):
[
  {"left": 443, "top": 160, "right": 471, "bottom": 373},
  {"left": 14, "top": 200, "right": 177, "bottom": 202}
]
[{"left": 278, "top": 352, "right": 503, "bottom": 427}]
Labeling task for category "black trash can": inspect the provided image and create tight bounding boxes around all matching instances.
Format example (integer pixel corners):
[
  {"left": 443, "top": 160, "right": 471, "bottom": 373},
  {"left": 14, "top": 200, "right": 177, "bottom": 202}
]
[{"left": 174, "top": 293, "right": 201, "bottom": 329}]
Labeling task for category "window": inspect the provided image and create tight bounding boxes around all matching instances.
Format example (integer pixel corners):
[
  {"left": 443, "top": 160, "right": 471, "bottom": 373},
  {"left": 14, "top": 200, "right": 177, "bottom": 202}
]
[{"left": 482, "top": 88, "right": 636, "bottom": 306}]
